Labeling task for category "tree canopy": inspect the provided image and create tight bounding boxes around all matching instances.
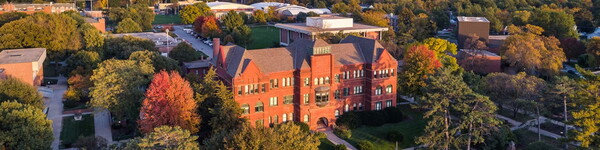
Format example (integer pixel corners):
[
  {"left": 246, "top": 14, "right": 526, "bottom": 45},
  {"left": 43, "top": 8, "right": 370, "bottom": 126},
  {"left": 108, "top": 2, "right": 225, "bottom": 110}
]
[
  {"left": 0, "top": 101, "right": 53, "bottom": 149},
  {"left": 168, "top": 43, "right": 202, "bottom": 62},
  {"left": 0, "top": 77, "right": 44, "bottom": 109},
  {"left": 179, "top": 2, "right": 212, "bottom": 24},
  {"left": 107, "top": 5, "right": 154, "bottom": 30},
  {"left": 116, "top": 18, "right": 143, "bottom": 33},
  {"left": 398, "top": 45, "right": 442, "bottom": 96},
  {"left": 104, "top": 36, "right": 158, "bottom": 59},
  {"left": 129, "top": 50, "right": 181, "bottom": 73},
  {"left": 65, "top": 51, "right": 102, "bottom": 76},
  {"left": 125, "top": 126, "right": 199, "bottom": 150},
  {"left": 222, "top": 122, "right": 322, "bottom": 150}
]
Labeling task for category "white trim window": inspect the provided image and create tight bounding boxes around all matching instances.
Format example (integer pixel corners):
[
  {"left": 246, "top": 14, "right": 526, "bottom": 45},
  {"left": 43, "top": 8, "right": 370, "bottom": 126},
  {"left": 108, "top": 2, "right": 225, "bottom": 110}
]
[{"left": 269, "top": 97, "right": 278, "bottom": 106}]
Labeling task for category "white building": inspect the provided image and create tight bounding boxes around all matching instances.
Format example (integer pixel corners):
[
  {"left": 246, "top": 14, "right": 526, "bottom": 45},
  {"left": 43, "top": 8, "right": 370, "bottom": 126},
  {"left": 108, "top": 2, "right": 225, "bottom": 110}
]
[
  {"left": 250, "top": 2, "right": 290, "bottom": 11},
  {"left": 276, "top": 5, "right": 331, "bottom": 16},
  {"left": 207, "top": 1, "right": 255, "bottom": 18}
]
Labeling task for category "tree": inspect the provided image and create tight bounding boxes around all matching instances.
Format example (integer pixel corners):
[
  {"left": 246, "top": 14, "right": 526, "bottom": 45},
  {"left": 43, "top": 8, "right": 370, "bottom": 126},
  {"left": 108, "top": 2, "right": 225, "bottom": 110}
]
[
  {"left": 221, "top": 10, "right": 244, "bottom": 32},
  {"left": 500, "top": 25, "right": 566, "bottom": 76},
  {"left": 529, "top": 9, "right": 578, "bottom": 39},
  {"left": 411, "top": 13, "right": 437, "bottom": 41},
  {"left": 398, "top": 45, "right": 442, "bottom": 96},
  {"left": 65, "top": 51, "right": 101, "bottom": 76},
  {"left": 483, "top": 72, "right": 546, "bottom": 118},
  {"left": 179, "top": 2, "right": 211, "bottom": 24},
  {"left": 215, "top": 122, "right": 322, "bottom": 150},
  {"left": 0, "top": 12, "right": 27, "bottom": 27},
  {"left": 129, "top": 50, "right": 181, "bottom": 73},
  {"left": 168, "top": 43, "right": 202, "bottom": 62},
  {"left": 89, "top": 59, "right": 154, "bottom": 120},
  {"left": 252, "top": 10, "right": 267, "bottom": 24},
  {"left": 200, "top": 16, "right": 222, "bottom": 38},
  {"left": 331, "top": 3, "right": 350, "bottom": 13},
  {"left": 0, "top": 77, "right": 44, "bottom": 109},
  {"left": 64, "top": 74, "right": 93, "bottom": 102},
  {"left": 422, "top": 38, "right": 460, "bottom": 72},
  {"left": 125, "top": 126, "right": 199, "bottom": 150},
  {"left": 72, "top": 136, "right": 108, "bottom": 150},
  {"left": 232, "top": 25, "right": 252, "bottom": 47},
  {"left": 138, "top": 71, "right": 200, "bottom": 134},
  {"left": 359, "top": 11, "right": 389, "bottom": 27},
  {"left": 0, "top": 101, "right": 53, "bottom": 149},
  {"left": 571, "top": 67, "right": 600, "bottom": 148},
  {"left": 586, "top": 37, "right": 600, "bottom": 67},
  {"left": 107, "top": 5, "right": 155, "bottom": 30},
  {"left": 559, "top": 38, "right": 585, "bottom": 60},
  {"left": 116, "top": 18, "right": 142, "bottom": 33},
  {"left": 80, "top": 23, "right": 105, "bottom": 51},
  {"left": 104, "top": 36, "right": 158, "bottom": 59}
]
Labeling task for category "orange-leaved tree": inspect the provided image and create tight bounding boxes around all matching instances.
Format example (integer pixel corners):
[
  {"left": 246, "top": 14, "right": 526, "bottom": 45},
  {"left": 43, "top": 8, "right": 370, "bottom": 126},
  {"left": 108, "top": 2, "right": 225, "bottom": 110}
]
[
  {"left": 398, "top": 45, "right": 442, "bottom": 96},
  {"left": 138, "top": 70, "right": 200, "bottom": 134}
]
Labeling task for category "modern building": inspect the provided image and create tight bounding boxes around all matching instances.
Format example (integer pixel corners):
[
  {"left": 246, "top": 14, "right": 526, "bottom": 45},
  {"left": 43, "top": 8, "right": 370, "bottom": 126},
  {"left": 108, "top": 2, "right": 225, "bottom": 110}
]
[
  {"left": 206, "top": 1, "right": 254, "bottom": 18},
  {"left": 276, "top": 5, "right": 331, "bottom": 16},
  {"left": 110, "top": 32, "right": 181, "bottom": 55},
  {"left": 456, "top": 49, "right": 501, "bottom": 74},
  {"left": 0, "top": 48, "right": 46, "bottom": 86},
  {"left": 84, "top": 17, "right": 106, "bottom": 33},
  {"left": 275, "top": 16, "right": 388, "bottom": 46},
  {"left": 0, "top": 2, "right": 76, "bottom": 14},
  {"left": 457, "top": 16, "right": 490, "bottom": 49},
  {"left": 194, "top": 35, "right": 398, "bottom": 130},
  {"left": 487, "top": 35, "right": 509, "bottom": 54},
  {"left": 250, "top": 2, "right": 290, "bottom": 11}
]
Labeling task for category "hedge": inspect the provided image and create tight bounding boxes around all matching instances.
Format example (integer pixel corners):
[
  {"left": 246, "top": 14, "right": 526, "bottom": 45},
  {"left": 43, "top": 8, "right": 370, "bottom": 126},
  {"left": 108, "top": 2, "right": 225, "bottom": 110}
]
[{"left": 335, "top": 107, "right": 404, "bottom": 129}]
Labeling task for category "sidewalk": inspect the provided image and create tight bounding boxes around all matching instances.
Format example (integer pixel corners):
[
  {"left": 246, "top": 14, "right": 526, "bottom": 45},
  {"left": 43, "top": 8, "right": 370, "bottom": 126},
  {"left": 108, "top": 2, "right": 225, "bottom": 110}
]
[
  {"left": 94, "top": 109, "right": 113, "bottom": 143},
  {"left": 42, "top": 75, "right": 67, "bottom": 150},
  {"left": 323, "top": 130, "right": 358, "bottom": 150}
]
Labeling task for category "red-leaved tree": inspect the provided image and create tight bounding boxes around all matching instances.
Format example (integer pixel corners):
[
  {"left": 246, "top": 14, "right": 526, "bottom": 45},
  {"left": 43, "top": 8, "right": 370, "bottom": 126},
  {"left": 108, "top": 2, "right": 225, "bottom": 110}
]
[
  {"left": 138, "top": 71, "right": 200, "bottom": 134},
  {"left": 398, "top": 45, "right": 442, "bottom": 96}
]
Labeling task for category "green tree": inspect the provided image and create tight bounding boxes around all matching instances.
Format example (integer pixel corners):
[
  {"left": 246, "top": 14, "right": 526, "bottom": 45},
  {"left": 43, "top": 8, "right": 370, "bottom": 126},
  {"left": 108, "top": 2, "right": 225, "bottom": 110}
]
[
  {"left": 79, "top": 23, "right": 105, "bottom": 51},
  {"left": 571, "top": 67, "right": 600, "bottom": 148},
  {"left": 116, "top": 18, "right": 142, "bottom": 33},
  {"left": 585, "top": 37, "right": 600, "bottom": 67},
  {"left": 232, "top": 25, "right": 252, "bottom": 47},
  {"left": 331, "top": 3, "right": 350, "bottom": 13},
  {"left": 125, "top": 126, "right": 199, "bottom": 150},
  {"left": 180, "top": 2, "right": 212, "bottom": 24},
  {"left": 0, "top": 101, "right": 53, "bottom": 149},
  {"left": 359, "top": 11, "right": 389, "bottom": 27},
  {"left": 252, "top": 10, "right": 267, "bottom": 24},
  {"left": 483, "top": 72, "right": 546, "bottom": 118},
  {"left": 129, "top": 50, "right": 181, "bottom": 73},
  {"left": 216, "top": 122, "right": 322, "bottom": 150},
  {"left": 500, "top": 25, "right": 566, "bottom": 76},
  {"left": 0, "top": 12, "right": 27, "bottom": 27},
  {"left": 107, "top": 5, "right": 154, "bottom": 30},
  {"left": 168, "top": 43, "right": 202, "bottom": 62},
  {"left": 104, "top": 35, "right": 158, "bottom": 59},
  {"left": 89, "top": 59, "right": 154, "bottom": 120},
  {"left": 221, "top": 10, "right": 244, "bottom": 32},
  {"left": 65, "top": 51, "right": 102, "bottom": 76},
  {"left": 529, "top": 9, "right": 578, "bottom": 39},
  {"left": 422, "top": 38, "right": 460, "bottom": 72},
  {"left": 0, "top": 77, "right": 44, "bottom": 109}
]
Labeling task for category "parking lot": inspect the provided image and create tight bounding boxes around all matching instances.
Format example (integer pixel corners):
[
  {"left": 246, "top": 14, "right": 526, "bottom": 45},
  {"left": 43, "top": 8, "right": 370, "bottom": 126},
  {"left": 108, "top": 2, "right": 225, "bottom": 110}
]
[{"left": 172, "top": 25, "right": 213, "bottom": 58}]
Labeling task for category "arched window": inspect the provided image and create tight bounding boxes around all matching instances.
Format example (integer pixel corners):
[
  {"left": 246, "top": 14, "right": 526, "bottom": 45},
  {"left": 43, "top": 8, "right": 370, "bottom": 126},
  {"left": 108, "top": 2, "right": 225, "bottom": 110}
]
[
  {"left": 359, "top": 103, "right": 363, "bottom": 110},
  {"left": 376, "top": 86, "right": 383, "bottom": 95},
  {"left": 319, "top": 77, "right": 324, "bottom": 85},
  {"left": 344, "top": 104, "right": 349, "bottom": 112},
  {"left": 304, "top": 114, "right": 309, "bottom": 123},
  {"left": 386, "top": 85, "right": 393, "bottom": 94},
  {"left": 289, "top": 113, "right": 293, "bottom": 121},
  {"left": 325, "top": 77, "right": 330, "bottom": 84},
  {"left": 283, "top": 114, "right": 287, "bottom": 122},
  {"left": 353, "top": 103, "right": 357, "bottom": 110},
  {"left": 335, "top": 110, "right": 340, "bottom": 118},
  {"left": 314, "top": 78, "right": 318, "bottom": 85},
  {"left": 241, "top": 104, "right": 250, "bottom": 114},
  {"left": 255, "top": 102, "right": 264, "bottom": 112},
  {"left": 273, "top": 115, "right": 278, "bottom": 124}
]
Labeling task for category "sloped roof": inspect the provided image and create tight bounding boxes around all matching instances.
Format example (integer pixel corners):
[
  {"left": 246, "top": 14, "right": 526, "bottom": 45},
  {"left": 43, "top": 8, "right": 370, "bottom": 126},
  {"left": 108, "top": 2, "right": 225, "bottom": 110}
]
[{"left": 218, "top": 36, "right": 389, "bottom": 77}]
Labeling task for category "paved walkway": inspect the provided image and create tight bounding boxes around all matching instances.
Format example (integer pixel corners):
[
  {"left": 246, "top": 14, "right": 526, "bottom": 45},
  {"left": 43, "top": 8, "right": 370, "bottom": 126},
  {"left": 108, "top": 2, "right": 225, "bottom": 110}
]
[
  {"left": 42, "top": 76, "right": 68, "bottom": 150},
  {"left": 94, "top": 109, "right": 114, "bottom": 143},
  {"left": 323, "top": 130, "right": 358, "bottom": 150},
  {"left": 172, "top": 26, "right": 214, "bottom": 58}
]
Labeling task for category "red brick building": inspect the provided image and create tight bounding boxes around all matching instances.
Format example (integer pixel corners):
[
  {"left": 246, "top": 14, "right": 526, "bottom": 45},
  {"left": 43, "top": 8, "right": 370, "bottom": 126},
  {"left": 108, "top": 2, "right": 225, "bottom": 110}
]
[
  {"left": 457, "top": 49, "right": 501, "bottom": 74},
  {"left": 0, "top": 48, "right": 46, "bottom": 86},
  {"left": 0, "top": 3, "right": 76, "bottom": 14},
  {"left": 202, "top": 36, "right": 397, "bottom": 130}
]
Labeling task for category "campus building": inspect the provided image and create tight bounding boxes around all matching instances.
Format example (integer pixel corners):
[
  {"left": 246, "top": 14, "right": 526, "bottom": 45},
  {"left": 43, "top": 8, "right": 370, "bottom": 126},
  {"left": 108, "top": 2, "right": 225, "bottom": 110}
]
[
  {"left": 275, "top": 16, "right": 388, "bottom": 46},
  {"left": 110, "top": 32, "right": 181, "bottom": 55},
  {"left": 456, "top": 49, "right": 501, "bottom": 74},
  {"left": 457, "top": 16, "right": 490, "bottom": 49},
  {"left": 0, "top": 48, "right": 46, "bottom": 86},
  {"left": 84, "top": 17, "right": 106, "bottom": 33},
  {"left": 197, "top": 35, "right": 398, "bottom": 129},
  {"left": 206, "top": 1, "right": 254, "bottom": 18},
  {"left": 0, "top": 2, "right": 75, "bottom": 14}
]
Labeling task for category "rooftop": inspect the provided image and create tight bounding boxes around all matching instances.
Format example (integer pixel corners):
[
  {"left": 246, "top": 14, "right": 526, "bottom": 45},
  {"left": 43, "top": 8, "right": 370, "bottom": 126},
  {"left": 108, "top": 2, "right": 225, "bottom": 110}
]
[
  {"left": 489, "top": 35, "right": 509, "bottom": 40},
  {"left": 459, "top": 49, "right": 499, "bottom": 57},
  {"left": 0, "top": 48, "right": 46, "bottom": 64},
  {"left": 274, "top": 22, "right": 387, "bottom": 35},
  {"left": 457, "top": 16, "right": 489, "bottom": 23},
  {"left": 110, "top": 32, "right": 180, "bottom": 46},
  {"left": 184, "top": 59, "right": 211, "bottom": 69},
  {"left": 206, "top": 1, "right": 254, "bottom": 10}
]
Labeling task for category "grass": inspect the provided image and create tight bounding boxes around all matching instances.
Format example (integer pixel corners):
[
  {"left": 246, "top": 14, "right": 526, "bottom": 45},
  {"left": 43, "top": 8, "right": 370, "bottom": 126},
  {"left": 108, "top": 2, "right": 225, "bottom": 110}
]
[
  {"left": 43, "top": 64, "right": 62, "bottom": 77},
  {"left": 60, "top": 114, "right": 95, "bottom": 148},
  {"left": 318, "top": 137, "right": 336, "bottom": 150},
  {"left": 153, "top": 15, "right": 182, "bottom": 25},
  {"left": 513, "top": 129, "right": 566, "bottom": 149},
  {"left": 248, "top": 26, "right": 280, "bottom": 50},
  {"left": 342, "top": 105, "right": 426, "bottom": 149}
]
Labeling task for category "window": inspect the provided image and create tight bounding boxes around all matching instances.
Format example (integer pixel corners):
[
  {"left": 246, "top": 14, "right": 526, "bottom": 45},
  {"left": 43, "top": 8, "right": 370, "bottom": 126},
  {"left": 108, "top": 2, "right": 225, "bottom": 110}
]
[
  {"left": 304, "top": 78, "right": 310, "bottom": 86},
  {"left": 244, "top": 85, "right": 249, "bottom": 94},
  {"left": 360, "top": 70, "right": 364, "bottom": 77},
  {"left": 334, "top": 90, "right": 341, "bottom": 99},
  {"left": 303, "top": 94, "right": 309, "bottom": 104},
  {"left": 284, "top": 95, "right": 293, "bottom": 104},
  {"left": 376, "top": 86, "right": 382, "bottom": 95},
  {"left": 282, "top": 78, "right": 286, "bottom": 87},
  {"left": 289, "top": 113, "right": 293, "bottom": 121},
  {"left": 353, "top": 70, "right": 357, "bottom": 78},
  {"left": 304, "top": 115, "right": 309, "bottom": 123},
  {"left": 354, "top": 86, "right": 363, "bottom": 94},
  {"left": 287, "top": 78, "right": 291, "bottom": 86},
  {"left": 353, "top": 103, "right": 357, "bottom": 110},
  {"left": 319, "top": 77, "right": 324, "bottom": 85},
  {"left": 314, "top": 78, "right": 318, "bottom": 85},
  {"left": 345, "top": 71, "right": 350, "bottom": 79},
  {"left": 343, "top": 88, "right": 350, "bottom": 96},
  {"left": 386, "top": 85, "right": 393, "bottom": 94},
  {"left": 359, "top": 103, "right": 363, "bottom": 110},
  {"left": 261, "top": 84, "right": 266, "bottom": 93},
  {"left": 273, "top": 115, "right": 278, "bottom": 124},
  {"left": 255, "top": 102, "right": 264, "bottom": 112},
  {"left": 325, "top": 77, "right": 330, "bottom": 84},
  {"left": 253, "top": 84, "right": 258, "bottom": 93},
  {"left": 376, "top": 102, "right": 382, "bottom": 110},
  {"left": 345, "top": 104, "right": 349, "bottom": 112},
  {"left": 342, "top": 72, "right": 346, "bottom": 79},
  {"left": 283, "top": 114, "right": 287, "bottom": 122},
  {"left": 270, "top": 79, "right": 278, "bottom": 88},
  {"left": 270, "top": 97, "right": 278, "bottom": 106},
  {"left": 315, "top": 91, "right": 329, "bottom": 103},
  {"left": 335, "top": 110, "right": 340, "bottom": 118},
  {"left": 242, "top": 104, "right": 249, "bottom": 114},
  {"left": 386, "top": 100, "right": 392, "bottom": 108},
  {"left": 335, "top": 74, "right": 340, "bottom": 83},
  {"left": 237, "top": 86, "right": 242, "bottom": 95},
  {"left": 390, "top": 69, "right": 394, "bottom": 76}
]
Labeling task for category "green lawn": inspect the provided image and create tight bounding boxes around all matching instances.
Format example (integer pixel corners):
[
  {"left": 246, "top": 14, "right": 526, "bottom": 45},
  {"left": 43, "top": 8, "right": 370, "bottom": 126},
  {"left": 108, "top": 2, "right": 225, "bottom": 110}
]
[
  {"left": 60, "top": 114, "right": 95, "bottom": 148},
  {"left": 248, "top": 26, "right": 280, "bottom": 50},
  {"left": 153, "top": 15, "right": 182, "bottom": 25},
  {"left": 513, "top": 129, "right": 566, "bottom": 149},
  {"left": 342, "top": 105, "right": 427, "bottom": 149},
  {"left": 318, "top": 137, "right": 336, "bottom": 150}
]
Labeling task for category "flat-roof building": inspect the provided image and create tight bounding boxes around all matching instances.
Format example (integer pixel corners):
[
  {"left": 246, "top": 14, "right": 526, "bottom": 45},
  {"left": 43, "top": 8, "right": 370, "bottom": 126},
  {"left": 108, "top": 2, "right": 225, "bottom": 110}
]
[
  {"left": 0, "top": 2, "right": 75, "bottom": 14},
  {"left": 275, "top": 16, "right": 388, "bottom": 46},
  {"left": 0, "top": 48, "right": 46, "bottom": 86},
  {"left": 207, "top": 2, "right": 254, "bottom": 18},
  {"left": 456, "top": 49, "right": 501, "bottom": 74},
  {"left": 457, "top": 16, "right": 490, "bottom": 49}
]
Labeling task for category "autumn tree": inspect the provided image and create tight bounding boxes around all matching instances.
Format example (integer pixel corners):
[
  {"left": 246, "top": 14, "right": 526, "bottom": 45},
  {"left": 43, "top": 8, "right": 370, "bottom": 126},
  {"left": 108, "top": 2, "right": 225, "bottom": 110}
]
[
  {"left": 483, "top": 72, "right": 546, "bottom": 118},
  {"left": 200, "top": 16, "right": 222, "bottom": 38},
  {"left": 116, "top": 18, "right": 142, "bottom": 33},
  {"left": 0, "top": 12, "right": 27, "bottom": 27},
  {"left": 0, "top": 77, "right": 44, "bottom": 109},
  {"left": 215, "top": 122, "right": 322, "bottom": 150},
  {"left": 585, "top": 37, "right": 600, "bottom": 67},
  {"left": 129, "top": 50, "right": 181, "bottom": 73},
  {"left": 179, "top": 2, "right": 212, "bottom": 24},
  {"left": 398, "top": 45, "right": 442, "bottom": 96},
  {"left": 125, "top": 126, "right": 199, "bottom": 150},
  {"left": 89, "top": 59, "right": 154, "bottom": 120},
  {"left": 359, "top": 11, "right": 389, "bottom": 27},
  {"left": 500, "top": 25, "right": 566, "bottom": 76},
  {"left": 422, "top": 38, "right": 460, "bottom": 72},
  {"left": 64, "top": 74, "right": 93, "bottom": 102},
  {"left": 138, "top": 71, "right": 200, "bottom": 134},
  {"left": 559, "top": 38, "right": 585, "bottom": 60},
  {"left": 252, "top": 10, "right": 267, "bottom": 24},
  {"left": 0, "top": 101, "right": 53, "bottom": 149},
  {"left": 571, "top": 67, "right": 600, "bottom": 148}
]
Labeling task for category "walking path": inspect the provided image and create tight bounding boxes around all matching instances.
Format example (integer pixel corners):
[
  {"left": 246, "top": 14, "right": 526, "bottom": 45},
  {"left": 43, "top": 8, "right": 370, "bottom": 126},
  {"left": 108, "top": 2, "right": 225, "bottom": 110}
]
[
  {"left": 323, "top": 130, "right": 358, "bottom": 150},
  {"left": 42, "top": 76, "right": 67, "bottom": 150},
  {"left": 94, "top": 109, "right": 114, "bottom": 143}
]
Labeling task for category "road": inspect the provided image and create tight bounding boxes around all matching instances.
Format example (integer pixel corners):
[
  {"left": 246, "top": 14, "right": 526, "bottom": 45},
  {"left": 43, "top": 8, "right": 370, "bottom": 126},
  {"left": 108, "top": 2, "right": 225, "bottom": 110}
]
[
  {"left": 42, "top": 76, "right": 67, "bottom": 150},
  {"left": 172, "top": 25, "right": 214, "bottom": 58}
]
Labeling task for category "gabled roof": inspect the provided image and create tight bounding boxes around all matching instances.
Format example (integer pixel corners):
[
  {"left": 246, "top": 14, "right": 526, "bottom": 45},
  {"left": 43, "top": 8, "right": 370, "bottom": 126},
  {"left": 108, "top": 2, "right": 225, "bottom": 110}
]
[{"left": 218, "top": 36, "right": 391, "bottom": 77}]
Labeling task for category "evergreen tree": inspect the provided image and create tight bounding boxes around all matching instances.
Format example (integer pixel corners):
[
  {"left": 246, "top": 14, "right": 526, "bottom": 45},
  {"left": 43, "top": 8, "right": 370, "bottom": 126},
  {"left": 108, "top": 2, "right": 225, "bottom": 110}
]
[
  {"left": 571, "top": 67, "right": 600, "bottom": 148},
  {"left": 0, "top": 101, "right": 53, "bottom": 149},
  {"left": 0, "top": 77, "right": 44, "bottom": 109}
]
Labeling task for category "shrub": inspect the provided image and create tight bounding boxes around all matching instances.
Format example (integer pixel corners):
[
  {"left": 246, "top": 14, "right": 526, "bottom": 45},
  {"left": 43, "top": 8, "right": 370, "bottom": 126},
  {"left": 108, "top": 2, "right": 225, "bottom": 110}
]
[
  {"left": 333, "top": 125, "right": 352, "bottom": 139},
  {"left": 293, "top": 122, "right": 310, "bottom": 132},
  {"left": 384, "top": 107, "right": 403, "bottom": 123},
  {"left": 334, "top": 144, "right": 347, "bottom": 150},
  {"left": 386, "top": 130, "right": 404, "bottom": 142},
  {"left": 361, "top": 111, "right": 388, "bottom": 126},
  {"left": 63, "top": 100, "right": 80, "bottom": 109},
  {"left": 335, "top": 111, "right": 361, "bottom": 129},
  {"left": 357, "top": 140, "right": 374, "bottom": 150}
]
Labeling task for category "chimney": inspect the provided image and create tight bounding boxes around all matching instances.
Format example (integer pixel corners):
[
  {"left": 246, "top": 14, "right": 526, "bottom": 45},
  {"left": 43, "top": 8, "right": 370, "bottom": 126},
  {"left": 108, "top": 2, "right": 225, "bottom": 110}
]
[{"left": 212, "top": 38, "right": 220, "bottom": 60}]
